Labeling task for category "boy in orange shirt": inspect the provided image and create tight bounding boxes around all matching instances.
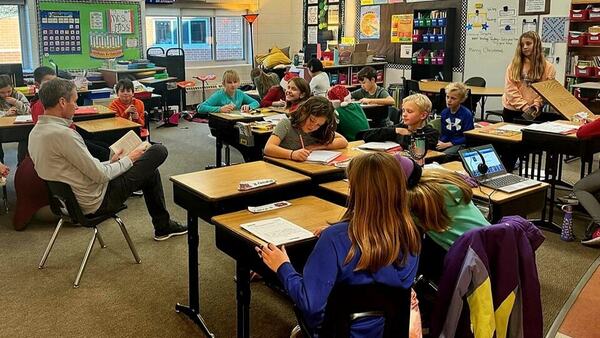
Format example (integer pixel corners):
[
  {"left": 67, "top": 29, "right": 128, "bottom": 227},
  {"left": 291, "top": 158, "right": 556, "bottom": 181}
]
[{"left": 109, "top": 79, "right": 148, "bottom": 138}]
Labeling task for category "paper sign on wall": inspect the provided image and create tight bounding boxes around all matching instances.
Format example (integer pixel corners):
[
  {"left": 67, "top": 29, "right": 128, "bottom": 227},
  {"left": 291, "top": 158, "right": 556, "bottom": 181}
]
[
  {"left": 391, "top": 14, "right": 413, "bottom": 43},
  {"left": 108, "top": 9, "right": 133, "bottom": 34},
  {"left": 360, "top": 5, "right": 380, "bottom": 40},
  {"left": 90, "top": 12, "right": 103, "bottom": 30}
]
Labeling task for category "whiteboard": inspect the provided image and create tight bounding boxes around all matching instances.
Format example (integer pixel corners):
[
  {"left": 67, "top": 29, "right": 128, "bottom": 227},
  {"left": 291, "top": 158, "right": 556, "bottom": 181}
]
[{"left": 463, "top": 0, "right": 528, "bottom": 88}]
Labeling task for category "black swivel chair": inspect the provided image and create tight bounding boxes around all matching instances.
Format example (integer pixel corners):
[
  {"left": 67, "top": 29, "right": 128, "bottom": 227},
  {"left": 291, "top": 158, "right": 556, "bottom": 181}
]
[
  {"left": 297, "top": 283, "right": 411, "bottom": 338},
  {"left": 464, "top": 77, "right": 486, "bottom": 118},
  {"left": 39, "top": 181, "right": 141, "bottom": 288},
  {"left": 403, "top": 79, "right": 420, "bottom": 97}
]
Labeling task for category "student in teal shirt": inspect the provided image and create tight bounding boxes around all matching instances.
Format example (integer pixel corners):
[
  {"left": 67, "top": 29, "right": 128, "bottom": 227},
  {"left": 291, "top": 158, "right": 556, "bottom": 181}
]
[{"left": 196, "top": 70, "right": 259, "bottom": 114}]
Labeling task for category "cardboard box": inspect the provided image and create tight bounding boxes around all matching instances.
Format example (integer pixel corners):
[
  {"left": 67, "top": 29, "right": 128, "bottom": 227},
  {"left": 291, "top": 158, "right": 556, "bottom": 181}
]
[{"left": 351, "top": 43, "right": 369, "bottom": 64}]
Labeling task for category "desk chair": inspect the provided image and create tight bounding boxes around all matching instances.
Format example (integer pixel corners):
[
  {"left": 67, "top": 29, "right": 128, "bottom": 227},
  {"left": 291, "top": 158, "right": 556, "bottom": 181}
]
[
  {"left": 464, "top": 77, "right": 486, "bottom": 116},
  {"left": 297, "top": 283, "right": 411, "bottom": 338},
  {"left": 403, "top": 79, "right": 420, "bottom": 97},
  {"left": 388, "top": 106, "right": 401, "bottom": 125},
  {"left": 39, "top": 181, "right": 141, "bottom": 288}
]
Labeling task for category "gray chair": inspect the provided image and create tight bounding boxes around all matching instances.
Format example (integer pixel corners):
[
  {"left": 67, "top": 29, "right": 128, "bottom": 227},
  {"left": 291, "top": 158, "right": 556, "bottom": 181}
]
[{"left": 39, "top": 181, "right": 141, "bottom": 288}]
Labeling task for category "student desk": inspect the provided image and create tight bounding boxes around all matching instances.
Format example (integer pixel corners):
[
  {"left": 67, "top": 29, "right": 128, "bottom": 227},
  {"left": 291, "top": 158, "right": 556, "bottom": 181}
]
[
  {"left": 211, "top": 196, "right": 346, "bottom": 338},
  {"left": 208, "top": 110, "right": 282, "bottom": 167},
  {"left": 418, "top": 80, "right": 504, "bottom": 119},
  {"left": 72, "top": 105, "right": 115, "bottom": 122},
  {"left": 319, "top": 161, "right": 549, "bottom": 223},
  {"left": 0, "top": 116, "right": 33, "bottom": 143},
  {"left": 463, "top": 122, "right": 523, "bottom": 144},
  {"left": 74, "top": 117, "right": 141, "bottom": 144},
  {"left": 169, "top": 161, "right": 311, "bottom": 337},
  {"left": 265, "top": 140, "right": 446, "bottom": 183}
]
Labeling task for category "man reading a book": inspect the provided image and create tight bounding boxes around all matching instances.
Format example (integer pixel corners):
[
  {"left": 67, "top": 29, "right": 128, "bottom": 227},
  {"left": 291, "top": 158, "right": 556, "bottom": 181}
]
[{"left": 28, "top": 78, "right": 187, "bottom": 241}]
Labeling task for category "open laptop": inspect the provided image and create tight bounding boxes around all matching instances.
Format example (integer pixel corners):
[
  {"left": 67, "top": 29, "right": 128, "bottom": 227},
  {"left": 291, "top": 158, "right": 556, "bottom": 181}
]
[{"left": 459, "top": 145, "right": 541, "bottom": 193}]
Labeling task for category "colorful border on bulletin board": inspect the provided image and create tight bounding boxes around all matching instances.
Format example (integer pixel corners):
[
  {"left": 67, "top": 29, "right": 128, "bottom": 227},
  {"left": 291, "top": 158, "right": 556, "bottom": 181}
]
[{"left": 36, "top": 0, "right": 143, "bottom": 71}]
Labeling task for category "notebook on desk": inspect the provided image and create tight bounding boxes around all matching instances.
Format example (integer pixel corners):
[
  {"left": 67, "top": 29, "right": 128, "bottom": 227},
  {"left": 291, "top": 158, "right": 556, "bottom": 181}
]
[{"left": 459, "top": 144, "right": 540, "bottom": 193}]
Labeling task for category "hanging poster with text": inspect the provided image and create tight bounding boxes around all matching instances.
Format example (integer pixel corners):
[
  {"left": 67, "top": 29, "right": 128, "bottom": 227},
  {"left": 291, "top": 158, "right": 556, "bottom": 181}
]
[
  {"left": 391, "top": 14, "right": 413, "bottom": 43},
  {"left": 40, "top": 10, "right": 82, "bottom": 55},
  {"left": 90, "top": 11, "right": 103, "bottom": 30},
  {"left": 89, "top": 32, "right": 123, "bottom": 59},
  {"left": 360, "top": 0, "right": 374, "bottom": 5},
  {"left": 360, "top": 6, "right": 380, "bottom": 40},
  {"left": 108, "top": 9, "right": 133, "bottom": 34}
]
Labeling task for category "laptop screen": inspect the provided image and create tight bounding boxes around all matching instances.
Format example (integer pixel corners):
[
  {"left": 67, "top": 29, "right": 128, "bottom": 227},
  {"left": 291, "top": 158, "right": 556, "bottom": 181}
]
[{"left": 460, "top": 145, "right": 506, "bottom": 178}]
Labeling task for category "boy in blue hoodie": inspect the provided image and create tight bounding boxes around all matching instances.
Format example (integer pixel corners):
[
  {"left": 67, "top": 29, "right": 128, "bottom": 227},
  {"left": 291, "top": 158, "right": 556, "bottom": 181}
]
[{"left": 436, "top": 82, "right": 474, "bottom": 158}]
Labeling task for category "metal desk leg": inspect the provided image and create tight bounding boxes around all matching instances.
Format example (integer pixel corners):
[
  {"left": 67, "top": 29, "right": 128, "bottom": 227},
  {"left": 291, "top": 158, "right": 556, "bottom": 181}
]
[
  {"left": 225, "top": 144, "right": 231, "bottom": 166},
  {"left": 215, "top": 137, "right": 223, "bottom": 168},
  {"left": 236, "top": 263, "right": 251, "bottom": 338},
  {"left": 175, "top": 212, "right": 214, "bottom": 337},
  {"left": 532, "top": 151, "right": 560, "bottom": 233}
]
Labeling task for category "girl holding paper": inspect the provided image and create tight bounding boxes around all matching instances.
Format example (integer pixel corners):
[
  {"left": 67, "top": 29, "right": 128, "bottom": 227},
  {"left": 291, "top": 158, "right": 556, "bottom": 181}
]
[
  {"left": 256, "top": 152, "right": 420, "bottom": 336},
  {"left": 263, "top": 96, "right": 348, "bottom": 162}
]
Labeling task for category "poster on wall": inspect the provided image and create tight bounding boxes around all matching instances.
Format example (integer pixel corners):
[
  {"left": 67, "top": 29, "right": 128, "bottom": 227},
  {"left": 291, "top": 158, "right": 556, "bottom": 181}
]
[
  {"left": 391, "top": 14, "right": 413, "bottom": 43},
  {"left": 360, "top": 6, "right": 380, "bottom": 40},
  {"left": 308, "top": 0, "right": 318, "bottom": 4},
  {"left": 541, "top": 17, "right": 568, "bottom": 43},
  {"left": 308, "top": 26, "right": 318, "bottom": 44},
  {"left": 328, "top": 5, "right": 339, "bottom": 25},
  {"left": 519, "top": 0, "right": 550, "bottom": 15},
  {"left": 307, "top": 6, "right": 318, "bottom": 25},
  {"left": 360, "top": 0, "right": 374, "bottom": 5},
  {"left": 40, "top": 10, "right": 82, "bottom": 55},
  {"left": 90, "top": 12, "right": 103, "bottom": 30},
  {"left": 89, "top": 32, "right": 124, "bottom": 59},
  {"left": 108, "top": 9, "right": 134, "bottom": 34}
]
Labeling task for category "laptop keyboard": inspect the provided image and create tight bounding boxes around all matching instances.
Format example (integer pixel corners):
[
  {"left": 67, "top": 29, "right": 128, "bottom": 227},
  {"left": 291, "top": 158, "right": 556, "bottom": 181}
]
[{"left": 485, "top": 174, "right": 528, "bottom": 189}]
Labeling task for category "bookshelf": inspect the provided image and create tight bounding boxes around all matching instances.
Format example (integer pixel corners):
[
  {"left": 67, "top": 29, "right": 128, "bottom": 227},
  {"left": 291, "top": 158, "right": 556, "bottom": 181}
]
[
  {"left": 304, "top": 62, "right": 386, "bottom": 88},
  {"left": 410, "top": 8, "right": 456, "bottom": 81},
  {"left": 566, "top": 0, "right": 600, "bottom": 112}
]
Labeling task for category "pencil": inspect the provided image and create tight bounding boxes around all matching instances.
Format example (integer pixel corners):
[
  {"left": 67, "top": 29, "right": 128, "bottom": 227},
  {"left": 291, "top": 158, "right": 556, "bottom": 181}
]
[{"left": 299, "top": 135, "right": 305, "bottom": 149}]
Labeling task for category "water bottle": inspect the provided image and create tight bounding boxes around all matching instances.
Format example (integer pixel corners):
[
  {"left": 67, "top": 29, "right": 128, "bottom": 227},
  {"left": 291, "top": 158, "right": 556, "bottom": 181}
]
[{"left": 560, "top": 204, "right": 575, "bottom": 242}]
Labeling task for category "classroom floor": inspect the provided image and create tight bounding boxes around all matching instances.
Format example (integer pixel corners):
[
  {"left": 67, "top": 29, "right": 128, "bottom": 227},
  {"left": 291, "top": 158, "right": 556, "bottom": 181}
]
[{"left": 0, "top": 120, "right": 599, "bottom": 337}]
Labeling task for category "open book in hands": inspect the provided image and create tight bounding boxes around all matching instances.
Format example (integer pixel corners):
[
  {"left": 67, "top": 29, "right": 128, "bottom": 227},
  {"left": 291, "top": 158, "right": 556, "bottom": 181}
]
[{"left": 109, "top": 130, "right": 150, "bottom": 160}]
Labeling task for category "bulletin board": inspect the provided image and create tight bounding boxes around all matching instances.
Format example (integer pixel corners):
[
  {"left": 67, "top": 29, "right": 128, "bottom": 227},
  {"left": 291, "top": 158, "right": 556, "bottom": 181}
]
[
  {"left": 37, "top": 0, "right": 143, "bottom": 71},
  {"left": 355, "top": 0, "right": 464, "bottom": 70}
]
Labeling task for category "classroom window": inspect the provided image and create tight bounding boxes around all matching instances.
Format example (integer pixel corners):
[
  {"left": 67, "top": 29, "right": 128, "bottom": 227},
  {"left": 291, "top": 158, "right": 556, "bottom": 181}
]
[
  {"left": 0, "top": 5, "right": 22, "bottom": 64},
  {"left": 215, "top": 17, "right": 244, "bottom": 61},
  {"left": 182, "top": 17, "right": 211, "bottom": 62},
  {"left": 145, "top": 14, "right": 245, "bottom": 64}
]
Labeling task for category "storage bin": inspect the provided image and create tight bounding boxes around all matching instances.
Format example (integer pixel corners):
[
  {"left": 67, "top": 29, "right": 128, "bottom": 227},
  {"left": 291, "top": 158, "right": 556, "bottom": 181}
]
[
  {"left": 588, "top": 32, "right": 600, "bottom": 44},
  {"left": 568, "top": 32, "right": 588, "bottom": 46},
  {"left": 412, "top": 34, "right": 421, "bottom": 42},
  {"left": 437, "top": 18, "right": 447, "bottom": 26},
  {"left": 575, "top": 65, "right": 595, "bottom": 77},
  {"left": 570, "top": 9, "right": 589, "bottom": 21},
  {"left": 590, "top": 8, "right": 600, "bottom": 21},
  {"left": 422, "top": 34, "right": 430, "bottom": 42},
  {"left": 424, "top": 18, "right": 432, "bottom": 27},
  {"left": 436, "top": 34, "right": 445, "bottom": 42},
  {"left": 86, "top": 88, "right": 112, "bottom": 100},
  {"left": 134, "top": 91, "right": 152, "bottom": 100},
  {"left": 436, "top": 56, "right": 445, "bottom": 65},
  {"left": 414, "top": 19, "right": 421, "bottom": 27}
]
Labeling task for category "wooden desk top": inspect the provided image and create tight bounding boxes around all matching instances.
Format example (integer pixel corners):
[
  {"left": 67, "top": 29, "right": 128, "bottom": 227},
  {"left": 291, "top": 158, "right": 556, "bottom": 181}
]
[
  {"left": 441, "top": 161, "right": 549, "bottom": 204},
  {"left": 0, "top": 116, "right": 32, "bottom": 128},
  {"left": 211, "top": 196, "right": 346, "bottom": 246},
  {"left": 74, "top": 117, "right": 140, "bottom": 133},
  {"left": 418, "top": 81, "right": 503, "bottom": 96},
  {"left": 265, "top": 140, "right": 446, "bottom": 176},
  {"left": 320, "top": 161, "right": 549, "bottom": 205},
  {"left": 169, "top": 161, "right": 311, "bottom": 202},
  {"left": 464, "top": 122, "right": 523, "bottom": 143},
  {"left": 532, "top": 79, "right": 594, "bottom": 120}
]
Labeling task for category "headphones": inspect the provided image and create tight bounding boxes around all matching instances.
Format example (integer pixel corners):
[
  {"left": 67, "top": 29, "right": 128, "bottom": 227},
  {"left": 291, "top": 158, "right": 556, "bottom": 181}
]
[{"left": 475, "top": 148, "right": 488, "bottom": 175}]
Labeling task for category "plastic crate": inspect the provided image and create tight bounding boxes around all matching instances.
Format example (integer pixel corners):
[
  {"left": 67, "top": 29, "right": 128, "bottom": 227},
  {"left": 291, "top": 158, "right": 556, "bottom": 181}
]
[
  {"left": 570, "top": 9, "right": 589, "bottom": 21},
  {"left": 568, "top": 32, "right": 588, "bottom": 46},
  {"left": 590, "top": 8, "right": 600, "bottom": 21},
  {"left": 589, "top": 32, "right": 600, "bottom": 44},
  {"left": 134, "top": 91, "right": 152, "bottom": 100},
  {"left": 575, "top": 66, "right": 595, "bottom": 78}
]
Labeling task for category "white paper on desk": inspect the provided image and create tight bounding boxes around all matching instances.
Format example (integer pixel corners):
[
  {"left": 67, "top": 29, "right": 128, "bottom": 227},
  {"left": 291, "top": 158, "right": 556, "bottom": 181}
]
[
  {"left": 241, "top": 217, "right": 315, "bottom": 246},
  {"left": 13, "top": 115, "right": 32, "bottom": 124},
  {"left": 497, "top": 124, "right": 526, "bottom": 132},
  {"left": 109, "top": 130, "right": 150, "bottom": 159},
  {"left": 263, "top": 113, "right": 287, "bottom": 123},
  {"left": 522, "top": 122, "right": 579, "bottom": 134},
  {"left": 240, "top": 112, "right": 264, "bottom": 117},
  {"left": 306, "top": 150, "right": 341, "bottom": 163},
  {"left": 358, "top": 142, "right": 400, "bottom": 151}
]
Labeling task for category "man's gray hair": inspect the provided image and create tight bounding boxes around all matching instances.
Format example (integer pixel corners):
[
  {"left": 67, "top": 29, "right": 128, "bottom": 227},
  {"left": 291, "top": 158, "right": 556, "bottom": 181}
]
[{"left": 39, "top": 78, "right": 76, "bottom": 109}]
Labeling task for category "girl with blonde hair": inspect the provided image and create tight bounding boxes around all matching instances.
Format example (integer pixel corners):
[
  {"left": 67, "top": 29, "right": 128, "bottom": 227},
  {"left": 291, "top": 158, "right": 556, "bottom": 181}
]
[
  {"left": 197, "top": 70, "right": 259, "bottom": 114},
  {"left": 502, "top": 31, "right": 556, "bottom": 123},
  {"left": 258, "top": 152, "right": 420, "bottom": 335}
]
